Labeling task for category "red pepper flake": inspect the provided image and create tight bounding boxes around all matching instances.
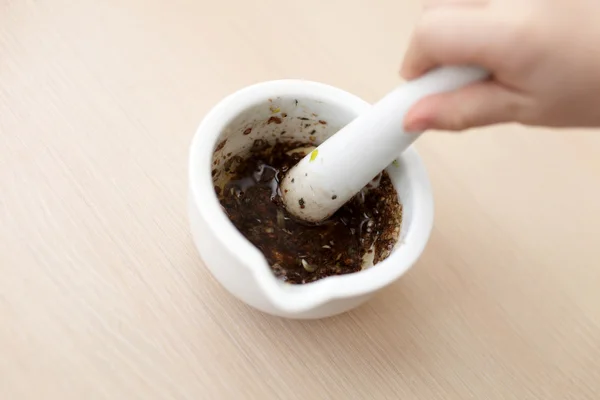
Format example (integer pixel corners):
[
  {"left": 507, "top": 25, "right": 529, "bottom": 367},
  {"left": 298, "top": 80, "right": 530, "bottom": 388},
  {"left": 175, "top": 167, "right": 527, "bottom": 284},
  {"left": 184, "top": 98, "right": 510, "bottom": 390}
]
[
  {"left": 268, "top": 116, "right": 282, "bottom": 124},
  {"left": 319, "top": 120, "right": 327, "bottom": 125},
  {"left": 299, "top": 198, "right": 305, "bottom": 209},
  {"left": 243, "top": 127, "right": 252, "bottom": 135}
]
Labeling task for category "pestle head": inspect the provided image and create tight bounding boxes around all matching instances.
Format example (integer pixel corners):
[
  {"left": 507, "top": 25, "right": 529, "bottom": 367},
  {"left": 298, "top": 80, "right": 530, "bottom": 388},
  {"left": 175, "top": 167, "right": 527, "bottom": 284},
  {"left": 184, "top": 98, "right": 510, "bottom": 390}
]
[{"left": 280, "top": 66, "right": 489, "bottom": 223}]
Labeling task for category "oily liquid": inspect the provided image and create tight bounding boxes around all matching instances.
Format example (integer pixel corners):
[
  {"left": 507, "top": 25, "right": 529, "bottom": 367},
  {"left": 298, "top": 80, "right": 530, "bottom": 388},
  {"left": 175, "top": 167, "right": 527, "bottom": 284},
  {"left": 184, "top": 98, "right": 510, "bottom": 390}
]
[{"left": 217, "top": 141, "right": 402, "bottom": 285}]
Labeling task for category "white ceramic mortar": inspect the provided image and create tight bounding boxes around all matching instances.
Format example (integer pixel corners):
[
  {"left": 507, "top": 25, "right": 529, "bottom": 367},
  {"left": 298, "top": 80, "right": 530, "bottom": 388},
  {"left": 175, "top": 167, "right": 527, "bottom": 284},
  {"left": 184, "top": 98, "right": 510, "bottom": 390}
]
[{"left": 189, "top": 79, "right": 434, "bottom": 319}]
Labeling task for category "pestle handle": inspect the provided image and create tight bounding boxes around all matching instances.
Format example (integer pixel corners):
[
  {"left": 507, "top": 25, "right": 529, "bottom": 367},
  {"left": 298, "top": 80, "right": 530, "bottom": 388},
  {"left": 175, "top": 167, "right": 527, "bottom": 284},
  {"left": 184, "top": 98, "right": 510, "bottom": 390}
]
[{"left": 281, "top": 66, "right": 489, "bottom": 223}]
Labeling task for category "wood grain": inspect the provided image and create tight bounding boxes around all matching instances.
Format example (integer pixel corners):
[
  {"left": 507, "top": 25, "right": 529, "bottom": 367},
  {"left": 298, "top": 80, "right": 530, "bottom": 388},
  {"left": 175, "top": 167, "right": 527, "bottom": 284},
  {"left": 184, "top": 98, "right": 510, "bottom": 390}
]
[{"left": 1, "top": 0, "right": 599, "bottom": 399}]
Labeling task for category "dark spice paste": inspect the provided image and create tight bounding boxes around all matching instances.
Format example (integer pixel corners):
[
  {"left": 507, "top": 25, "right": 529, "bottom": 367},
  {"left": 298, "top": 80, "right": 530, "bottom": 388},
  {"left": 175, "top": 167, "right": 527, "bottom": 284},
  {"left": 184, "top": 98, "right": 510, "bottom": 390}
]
[{"left": 216, "top": 141, "right": 402, "bottom": 284}]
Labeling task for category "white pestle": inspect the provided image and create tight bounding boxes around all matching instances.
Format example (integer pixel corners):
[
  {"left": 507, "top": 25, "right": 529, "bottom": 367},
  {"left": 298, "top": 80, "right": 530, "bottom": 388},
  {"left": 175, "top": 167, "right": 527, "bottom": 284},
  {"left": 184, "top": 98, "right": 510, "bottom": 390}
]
[{"left": 280, "top": 66, "right": 489, "bottom": 223}]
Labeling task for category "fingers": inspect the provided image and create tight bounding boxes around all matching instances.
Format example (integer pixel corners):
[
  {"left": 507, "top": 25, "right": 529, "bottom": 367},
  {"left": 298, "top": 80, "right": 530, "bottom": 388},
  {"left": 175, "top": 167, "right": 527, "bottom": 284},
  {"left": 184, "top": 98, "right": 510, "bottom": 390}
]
[
  {"left": 401, "top": 6, "right": 497, "bottom": 80},
  {"left": 403, "top": 81, "right": 529, "bottom": 131}
]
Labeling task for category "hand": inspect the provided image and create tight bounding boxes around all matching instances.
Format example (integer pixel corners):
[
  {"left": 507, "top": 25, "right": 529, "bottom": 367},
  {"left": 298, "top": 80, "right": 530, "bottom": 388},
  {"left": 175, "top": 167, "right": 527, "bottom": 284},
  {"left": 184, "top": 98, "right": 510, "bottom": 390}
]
[{"left": 402, "top": 0, "right": 600, "bottom": 132}]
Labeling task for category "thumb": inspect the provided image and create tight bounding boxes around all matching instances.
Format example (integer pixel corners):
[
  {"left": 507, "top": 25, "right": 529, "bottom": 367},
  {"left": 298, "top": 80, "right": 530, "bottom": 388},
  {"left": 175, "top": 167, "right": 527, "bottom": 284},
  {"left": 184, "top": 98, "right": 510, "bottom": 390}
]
[{"left": 403, "top": 81, "right": 528, "bottom": 132}]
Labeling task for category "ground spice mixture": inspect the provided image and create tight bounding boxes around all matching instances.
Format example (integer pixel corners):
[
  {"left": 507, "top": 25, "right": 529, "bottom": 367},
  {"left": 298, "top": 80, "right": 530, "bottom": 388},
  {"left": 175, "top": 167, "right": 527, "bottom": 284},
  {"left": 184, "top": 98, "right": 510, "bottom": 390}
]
[{"left": 216, "top": 140, "right": 402, "bottom": 284}]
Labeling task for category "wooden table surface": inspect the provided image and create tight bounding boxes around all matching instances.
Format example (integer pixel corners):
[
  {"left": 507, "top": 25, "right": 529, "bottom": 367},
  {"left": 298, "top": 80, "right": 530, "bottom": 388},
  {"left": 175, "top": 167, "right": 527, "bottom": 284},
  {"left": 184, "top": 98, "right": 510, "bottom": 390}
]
[{"left": 2, "top": 1, "right": 600, "bottom": 399}]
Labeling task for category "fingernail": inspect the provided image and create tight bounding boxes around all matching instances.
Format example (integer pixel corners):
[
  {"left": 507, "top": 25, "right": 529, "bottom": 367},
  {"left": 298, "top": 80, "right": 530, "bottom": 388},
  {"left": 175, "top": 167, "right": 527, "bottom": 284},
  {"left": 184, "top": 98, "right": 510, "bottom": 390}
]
[{"left": 405, "top": 118, "right": 431, "bottom": 133}]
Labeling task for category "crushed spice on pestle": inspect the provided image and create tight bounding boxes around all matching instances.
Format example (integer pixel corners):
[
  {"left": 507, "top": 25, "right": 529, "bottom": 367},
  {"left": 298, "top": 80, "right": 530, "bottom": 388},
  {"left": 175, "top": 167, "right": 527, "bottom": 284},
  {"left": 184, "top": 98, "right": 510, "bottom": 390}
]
[{"left": 216, "top": 141, "right": 402, "bottom": 284}]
